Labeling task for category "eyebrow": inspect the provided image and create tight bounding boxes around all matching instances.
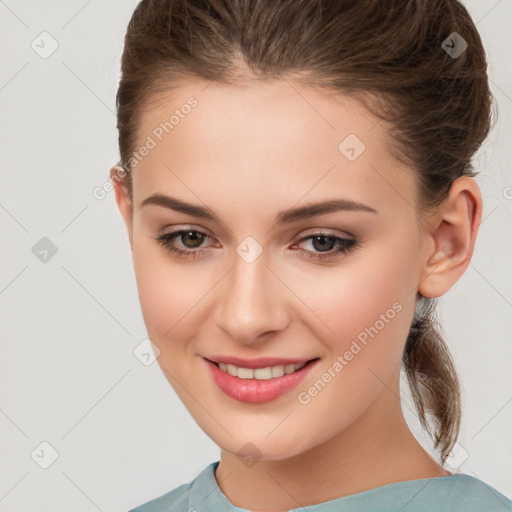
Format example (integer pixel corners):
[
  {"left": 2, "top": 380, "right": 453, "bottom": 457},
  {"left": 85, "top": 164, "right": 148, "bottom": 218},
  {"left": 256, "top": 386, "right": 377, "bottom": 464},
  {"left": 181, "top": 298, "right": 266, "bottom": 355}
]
[{"left": 139, "top": 194, "right": 378, "bottom": 223}]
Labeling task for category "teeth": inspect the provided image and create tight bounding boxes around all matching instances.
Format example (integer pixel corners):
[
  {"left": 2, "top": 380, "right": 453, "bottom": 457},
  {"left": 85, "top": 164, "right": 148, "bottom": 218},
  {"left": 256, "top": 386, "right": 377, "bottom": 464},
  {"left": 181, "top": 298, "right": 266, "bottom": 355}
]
[{"left": 218, "top": 361, "right": 307, "bottom": 380}]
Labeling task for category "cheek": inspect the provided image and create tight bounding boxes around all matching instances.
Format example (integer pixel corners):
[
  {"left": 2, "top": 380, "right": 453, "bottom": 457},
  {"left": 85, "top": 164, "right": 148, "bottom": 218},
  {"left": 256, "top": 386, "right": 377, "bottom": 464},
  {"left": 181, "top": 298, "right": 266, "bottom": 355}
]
[
  {"left": 286, "top": 239, "right": 416, "bottom": 370},
  {"left": 287, "top": 246, "right": 415, "bottom": 440},
  {"left": 132, "top": 238, "right": 207, "bottom": 351}
]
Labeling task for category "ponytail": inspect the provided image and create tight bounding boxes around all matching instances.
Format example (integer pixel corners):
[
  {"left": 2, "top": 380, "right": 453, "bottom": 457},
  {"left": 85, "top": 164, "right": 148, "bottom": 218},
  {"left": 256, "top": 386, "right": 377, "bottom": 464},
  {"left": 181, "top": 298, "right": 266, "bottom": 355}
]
[{"left": 402, "top": 295, "right": 461, "bottom": 464}]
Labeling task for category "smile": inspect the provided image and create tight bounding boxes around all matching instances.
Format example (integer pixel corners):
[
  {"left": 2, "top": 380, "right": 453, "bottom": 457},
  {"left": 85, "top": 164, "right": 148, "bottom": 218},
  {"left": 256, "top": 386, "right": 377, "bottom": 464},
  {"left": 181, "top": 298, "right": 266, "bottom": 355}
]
[
  {"left": 216, "top": 361, "right": 307, "bottom": 380},
  {"left": 204, "top": 357, "right": 320, "bottom": 403}
]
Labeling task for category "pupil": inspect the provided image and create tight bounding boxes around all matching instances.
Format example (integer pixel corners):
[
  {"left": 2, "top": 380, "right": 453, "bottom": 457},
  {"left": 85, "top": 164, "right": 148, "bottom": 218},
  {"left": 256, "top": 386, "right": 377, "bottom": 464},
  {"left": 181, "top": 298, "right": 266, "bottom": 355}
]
[
  {"left": 313, "top": 235, "right": 335, "bottom": 252},
  {"left": 183, "top": 231, "right": 203, "bottom": 248}
]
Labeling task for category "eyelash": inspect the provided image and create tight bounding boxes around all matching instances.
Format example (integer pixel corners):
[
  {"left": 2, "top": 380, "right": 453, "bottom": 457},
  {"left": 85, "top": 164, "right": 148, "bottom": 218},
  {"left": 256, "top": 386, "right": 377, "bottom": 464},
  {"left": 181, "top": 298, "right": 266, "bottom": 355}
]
[{"left": 154, "top": 229, "right": 358, "bottom": 261}]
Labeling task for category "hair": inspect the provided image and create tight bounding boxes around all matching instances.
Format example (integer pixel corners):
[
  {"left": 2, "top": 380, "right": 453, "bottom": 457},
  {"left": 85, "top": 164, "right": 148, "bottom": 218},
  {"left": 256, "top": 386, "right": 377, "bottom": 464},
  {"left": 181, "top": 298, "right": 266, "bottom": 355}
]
[{"left": 114, "top": 0, "right": 496, "bottom": 464}]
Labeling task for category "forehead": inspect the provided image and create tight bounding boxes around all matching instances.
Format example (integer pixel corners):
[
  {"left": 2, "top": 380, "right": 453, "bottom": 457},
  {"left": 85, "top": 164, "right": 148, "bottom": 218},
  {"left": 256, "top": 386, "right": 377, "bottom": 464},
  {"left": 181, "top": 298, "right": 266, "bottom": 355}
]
[{"left": 132, "top": 78, "right": 417, "bottom": 219}]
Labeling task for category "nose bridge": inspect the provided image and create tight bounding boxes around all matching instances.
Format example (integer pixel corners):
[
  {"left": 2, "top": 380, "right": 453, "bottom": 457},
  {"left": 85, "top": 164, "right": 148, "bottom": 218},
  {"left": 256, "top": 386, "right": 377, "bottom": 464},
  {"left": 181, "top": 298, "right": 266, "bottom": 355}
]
[{"left": 215, "top": 242, "right": 289, "bottom": 344}]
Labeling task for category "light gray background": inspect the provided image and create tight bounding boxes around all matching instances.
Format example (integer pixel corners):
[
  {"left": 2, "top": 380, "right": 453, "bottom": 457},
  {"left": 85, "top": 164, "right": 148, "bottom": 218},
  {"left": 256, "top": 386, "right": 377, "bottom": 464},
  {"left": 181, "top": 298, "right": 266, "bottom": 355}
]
[{"left": 1, "top": 1, "right": 511, "bottom": 511}]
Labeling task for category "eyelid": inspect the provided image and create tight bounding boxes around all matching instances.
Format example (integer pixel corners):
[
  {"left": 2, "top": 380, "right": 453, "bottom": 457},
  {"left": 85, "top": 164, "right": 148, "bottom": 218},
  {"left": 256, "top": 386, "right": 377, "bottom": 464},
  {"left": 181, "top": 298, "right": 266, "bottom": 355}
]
[
  {"left": 161, "top": 224, "right": 212, "bottom": 235},
  {"left": 158, "top": 225, "right": 214, "bottom": 242},
  {"left": 295, "top": 226, "right": 356, "bottom": 240}
]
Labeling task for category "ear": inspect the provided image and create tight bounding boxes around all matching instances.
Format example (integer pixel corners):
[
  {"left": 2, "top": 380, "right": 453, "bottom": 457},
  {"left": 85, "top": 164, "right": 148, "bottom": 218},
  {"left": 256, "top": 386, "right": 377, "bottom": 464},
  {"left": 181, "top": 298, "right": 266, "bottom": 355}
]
[
  {"left": 418, "top": 176, "right": 482, "bottom": 298},
  {"left": 110, "top": 165, "right": 133, "bottom": 251}
]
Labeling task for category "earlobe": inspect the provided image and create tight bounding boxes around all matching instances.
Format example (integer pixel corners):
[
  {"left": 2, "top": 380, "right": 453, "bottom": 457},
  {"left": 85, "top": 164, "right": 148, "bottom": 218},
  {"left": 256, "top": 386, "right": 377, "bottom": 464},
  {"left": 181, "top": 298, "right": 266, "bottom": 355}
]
[
  {"left": 110, "top": 165, "right": 134, "bottom": 250},
  {"left": 418, "top": 176, "right": 482, "bottom": 298}
]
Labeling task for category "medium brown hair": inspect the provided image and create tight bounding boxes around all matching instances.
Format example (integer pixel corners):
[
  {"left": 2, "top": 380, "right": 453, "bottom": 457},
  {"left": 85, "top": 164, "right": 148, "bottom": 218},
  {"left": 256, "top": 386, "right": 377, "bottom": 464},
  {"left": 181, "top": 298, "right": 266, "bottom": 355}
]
[{"left": 114, "top": 0, "right": 496, "bottom": 463}]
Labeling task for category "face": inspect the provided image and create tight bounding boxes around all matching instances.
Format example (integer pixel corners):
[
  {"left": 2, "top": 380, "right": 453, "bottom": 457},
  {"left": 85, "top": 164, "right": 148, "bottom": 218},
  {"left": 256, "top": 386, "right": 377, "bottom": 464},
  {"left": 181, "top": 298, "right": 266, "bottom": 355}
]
[{"left": 115, "top": 77, "right": 431, "bottom": 460}]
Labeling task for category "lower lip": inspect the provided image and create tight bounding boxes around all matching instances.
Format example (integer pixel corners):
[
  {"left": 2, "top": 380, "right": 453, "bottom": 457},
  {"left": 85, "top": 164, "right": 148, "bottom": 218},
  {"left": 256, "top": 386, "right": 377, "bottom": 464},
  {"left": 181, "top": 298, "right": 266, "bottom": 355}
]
[{"left": 204, "top": 357, "right": 319, "bottom": 404}]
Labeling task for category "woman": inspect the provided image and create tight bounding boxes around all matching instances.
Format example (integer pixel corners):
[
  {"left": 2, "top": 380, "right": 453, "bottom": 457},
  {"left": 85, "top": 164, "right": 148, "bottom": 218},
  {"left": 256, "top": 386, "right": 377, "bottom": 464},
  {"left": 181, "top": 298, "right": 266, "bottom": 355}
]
[{"left": 111, "top": 0, "right": 512, "bottom": 510}]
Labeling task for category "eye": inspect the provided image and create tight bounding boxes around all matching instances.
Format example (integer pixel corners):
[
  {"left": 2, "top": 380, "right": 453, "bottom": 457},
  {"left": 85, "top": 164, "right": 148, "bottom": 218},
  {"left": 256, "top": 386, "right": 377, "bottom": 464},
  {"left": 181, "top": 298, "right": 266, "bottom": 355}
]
[
  {"left": 154, "top": 229, "right": 214, "bottom": 259},
  {"left": 290, "top": 232, "right": 358, "bottom": 261},
  {"left": 154, "top": 229, "right": 359, "bottom": 261}
]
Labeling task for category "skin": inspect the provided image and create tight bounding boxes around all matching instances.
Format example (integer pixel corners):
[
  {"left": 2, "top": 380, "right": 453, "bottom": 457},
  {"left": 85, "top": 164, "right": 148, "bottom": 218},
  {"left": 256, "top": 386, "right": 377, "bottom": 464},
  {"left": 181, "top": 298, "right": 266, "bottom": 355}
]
[{"left": 111, "top": 76, "right": 482, "bottom": 512}]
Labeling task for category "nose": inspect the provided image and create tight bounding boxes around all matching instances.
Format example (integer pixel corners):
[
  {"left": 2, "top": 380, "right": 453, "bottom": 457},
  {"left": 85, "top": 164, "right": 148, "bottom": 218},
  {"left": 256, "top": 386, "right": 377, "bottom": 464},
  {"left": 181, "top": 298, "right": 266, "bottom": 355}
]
[{"left": 214, "top": 248, "right": 290, "bottom": 345}]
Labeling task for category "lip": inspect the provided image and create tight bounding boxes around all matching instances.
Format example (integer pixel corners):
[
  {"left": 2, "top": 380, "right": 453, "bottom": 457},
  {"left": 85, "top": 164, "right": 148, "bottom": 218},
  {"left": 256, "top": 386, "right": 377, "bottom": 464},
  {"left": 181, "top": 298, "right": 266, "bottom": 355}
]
[
  {"left": 204, "top": 355, "right": 315, "bottom": 369},
  {"left": 203, "top": 356, "right": 320, "bottom": 404}
]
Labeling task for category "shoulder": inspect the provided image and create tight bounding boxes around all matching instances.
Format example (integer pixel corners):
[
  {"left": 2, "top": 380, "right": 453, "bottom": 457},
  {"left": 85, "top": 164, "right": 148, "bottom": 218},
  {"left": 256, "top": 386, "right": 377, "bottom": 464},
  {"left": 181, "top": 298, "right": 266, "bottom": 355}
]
[
  {"left": 338, "top": 473, "right": 512, "bottom": 512},
  {"left": 442, "top": 474, "right": 512, "bottom": 510},
  {"left": 400, "top": 474, "right": 512, "bottom": 512}
]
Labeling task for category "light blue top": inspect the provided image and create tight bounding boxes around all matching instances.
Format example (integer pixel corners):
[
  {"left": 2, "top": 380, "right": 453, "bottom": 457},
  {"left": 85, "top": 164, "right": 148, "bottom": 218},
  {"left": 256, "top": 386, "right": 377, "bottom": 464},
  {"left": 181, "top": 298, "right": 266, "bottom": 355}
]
[{"left": 128, "top": 460, "right": 512, "bottom": 511}]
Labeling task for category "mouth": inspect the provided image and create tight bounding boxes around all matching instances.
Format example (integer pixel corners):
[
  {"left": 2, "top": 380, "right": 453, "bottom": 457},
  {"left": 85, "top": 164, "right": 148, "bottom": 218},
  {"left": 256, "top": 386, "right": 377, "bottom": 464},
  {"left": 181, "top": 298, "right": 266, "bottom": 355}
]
[
  {"left": 203, "top": 356, "right": 321, "bottom": 403},
  {"left": 204, "top": 357, "right": 320, "bottom": 380}
]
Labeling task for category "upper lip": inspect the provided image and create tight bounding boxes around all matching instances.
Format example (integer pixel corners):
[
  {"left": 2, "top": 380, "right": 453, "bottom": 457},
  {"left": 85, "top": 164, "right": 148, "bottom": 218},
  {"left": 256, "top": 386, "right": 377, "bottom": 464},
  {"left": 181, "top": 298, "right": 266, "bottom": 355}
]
[{"left": 204, "top": 355, "right": 318, "bottom": 369}]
